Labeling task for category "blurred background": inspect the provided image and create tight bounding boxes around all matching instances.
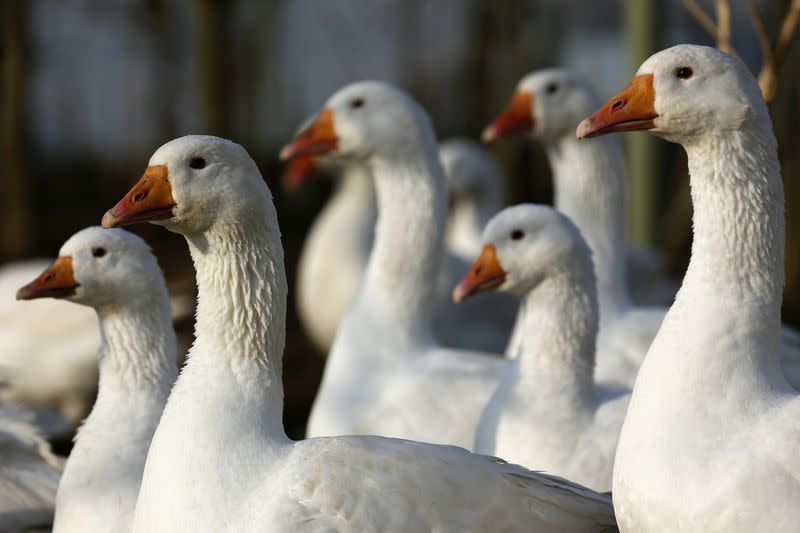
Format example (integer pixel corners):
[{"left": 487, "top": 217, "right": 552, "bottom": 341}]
[{"left": 1, "top": 0, "right": 799, "bottom": 439}]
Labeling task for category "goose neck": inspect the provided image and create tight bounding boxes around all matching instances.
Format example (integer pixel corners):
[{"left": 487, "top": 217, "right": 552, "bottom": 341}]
[
  {"left": 547, "top": 133, "right": 630, "bottom": 314},
  {"left": 360, "top": 145, "right": 446, "bottom": 339},
  {"left": 185, "top": 210, "right": 287, "bottom": 416},
  {"left": 96, "top": 297, "right": 177, "bottom": 398},
  {"left": 447, "top": 197, "right": 495, "bottom": 258},
  {"left": 511, "top": 266, "right": 597, "bottom": 406},
  {"left": 683, "top": 127, "right": 783, "bottom": 301},
  {"left": 651, "top": 122, "right": 785, "bottom": 394}
]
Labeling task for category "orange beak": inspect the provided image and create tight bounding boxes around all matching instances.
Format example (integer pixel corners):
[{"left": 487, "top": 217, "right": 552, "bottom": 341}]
[
  {"left": 102, "top": 165, "right": 176, "bottom": 228},
  {"left": 576, "top": 74, "right": 658, "bottom": 139},
  {"left": 279, "top": 108, "right": 339, "bottom": 161},
  {"left": 16, "top": 256, "right": 79, "bottom": 301},
  {"left": 452, "top": 244, "right": 507, "bottom": 303},
  {"left": 281, "top": 155, "right": 317, "bottom": 192},
  {"left": 482, "top": 91, "right": 535, "bottom": 143}
]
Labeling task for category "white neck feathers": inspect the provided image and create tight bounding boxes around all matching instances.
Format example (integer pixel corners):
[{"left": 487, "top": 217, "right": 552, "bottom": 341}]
[
  {"left": 358, "top": 140, "right": 447, "bottom": 343},
  {"left": 512, "top": 261, "right": 597, "bottom": 405},
  {"left": 547, "top": 134, "right": 630, "bottom": 315},
  {"left": 96, "top": 295, "right": 176, "bottom": 397},
  {"left": 186, "top": 204, "right": 287, "bottom": 404}
]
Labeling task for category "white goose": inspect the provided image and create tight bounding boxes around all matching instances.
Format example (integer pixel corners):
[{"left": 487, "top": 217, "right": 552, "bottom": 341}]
[
  {"left": 288, "top": 155, "right": 376, "bottom": 353},
  {"left": 0, "top": 404, "right": 62, "bottom": 533},
  {"left": 289, "top": 146, "right": 513, "bottom": 355},
  {"left": 483, "top": 69, "right": 670, "bottom": 388},
  {"left": 100, "top": 134, "right": 618, "bottom": 533},
  {"left": 440, "top": 138, "right": 507, "bottom": 262},
  {"left": 454, "top": 204, "right": 629, "bottom": 492},
  {"left": 0, "top": 262, "right": 99, "bottom": 436},
  {"left": 283, "top": 83, "right": 513, "bottom": 447},
  {"left": 16, "top": 227, "right": 177, "bottom": 533},
  {"left": 578, "top": 44, "right": 800, "bottom": 532}
]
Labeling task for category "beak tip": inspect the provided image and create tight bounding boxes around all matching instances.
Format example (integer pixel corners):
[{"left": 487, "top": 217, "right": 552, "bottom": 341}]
[
  {"left": 278, "top": 145, "right": 294, "bottom": 162},
  {"left": 452, "top": 284, "right": 467, "bottom": 303},
  {"left": 481, "top": 127, "right": 496, "bottom": 144},
  {"left": 15, "top": 287, "right": 29, "bottom": 301},
  {"left": 575, "top": 118, "right": 594, "bottom": 140},
  {"left": 101, "top": 210, "right": 120, "bottom": 229}
]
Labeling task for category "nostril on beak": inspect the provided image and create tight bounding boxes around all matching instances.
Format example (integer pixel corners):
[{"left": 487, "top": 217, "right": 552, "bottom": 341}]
[
  {"left": 133, "top": 191, "right": 147, "bottom": 203},
  {"left": 611, "top": 99, "right": 625, "bottom": 112},
  {"left": 475, "top": 267, "right": 483, "bottom": 276}
]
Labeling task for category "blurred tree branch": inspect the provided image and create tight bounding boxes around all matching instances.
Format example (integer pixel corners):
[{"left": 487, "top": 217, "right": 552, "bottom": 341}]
[
  {"left": 747, "top": 0, "right": 800, "bottom": 102},
  {"left": 682, "top": 0, "right": 735, "bottom": 53},
  {"left": 683, "top": 0, "right": 800, "bottom": 102}
]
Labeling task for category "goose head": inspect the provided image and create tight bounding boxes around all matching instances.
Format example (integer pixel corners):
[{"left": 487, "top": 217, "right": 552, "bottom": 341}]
[
  {"left": 483, "top": 68, "right": 600, "bottom": 143},
  {"left": 440, "top": 138, "right": 505, "bottom": 207},
  {"left": 17, "top": 227, "right": 164, "bottom": 310},
  {"left": 453, "top": 204, "right": 591, "bottom": 302},
  {"left": 280, "top": 81, "right": 435, "bottom": 163},
  {"left": 102, "top": 135, "right": 266, "bottom": 235},
  {"left": 576, "top": 44, "right": 764, "bottom": 144}
]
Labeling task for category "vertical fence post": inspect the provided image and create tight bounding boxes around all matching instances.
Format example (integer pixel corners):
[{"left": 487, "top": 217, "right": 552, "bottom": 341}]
[{"left": 624, "top": 0, "right": 663, "bottom": 246}]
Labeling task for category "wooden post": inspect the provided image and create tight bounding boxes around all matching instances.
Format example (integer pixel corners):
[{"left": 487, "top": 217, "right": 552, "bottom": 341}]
[
  {"left": 1, "top": 0, "right": 32, "bottom": 259},
  {"left": 624, "top": 0, "right": 663, "bottom": 246}
]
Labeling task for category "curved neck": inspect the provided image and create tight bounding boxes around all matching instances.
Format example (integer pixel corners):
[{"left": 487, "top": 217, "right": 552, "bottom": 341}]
[
  {"left": 447, "top": 196, "right": 497, "bottom": 259},
  {"left": 547, "top": 134, "right": 630, "bottom": 315},
  {"left": 96, "top": 296, "right": 176, "bottom": 399},
  {"left": 683, "top": 129, "right": 783, "bottom": 300},
  {"left": 359, "top": 142, "right": 446, "bottom": 343},
  {"left": 511, "top": 263, "right": 597, "bottom": 408},
  {"left": 185, "top": 206, "right": 288, "bottom": 432},
  {"left": 646, "top": 119, "right": 786, "bottom": 404}
]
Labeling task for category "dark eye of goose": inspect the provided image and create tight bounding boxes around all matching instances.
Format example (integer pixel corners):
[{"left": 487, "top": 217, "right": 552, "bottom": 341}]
[
  {"left": 92, "top": 247, "right": 107, "bottom": 258},
  {"left": 511, "top": 229, "right": 525, "bottom": 241},
  {"left": 189, "top": 157, "right": 206, "bottom": 169},
  {"left": 675, "top": 67, "right": 693, "bottom": 80},
  {"left": 545, "top": 83, "right": 559, "bottom": 94},
  {"left": 350, "top": 98, "right": 365, "bottom": 109}
]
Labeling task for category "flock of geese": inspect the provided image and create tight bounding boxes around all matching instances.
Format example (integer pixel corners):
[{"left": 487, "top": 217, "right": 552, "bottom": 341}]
[{"left": 0, "top": 43, "right": 798, "bottom": 532}]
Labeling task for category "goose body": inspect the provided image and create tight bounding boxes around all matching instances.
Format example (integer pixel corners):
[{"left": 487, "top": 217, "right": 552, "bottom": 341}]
[
  {"left": 99, "top": 134, "right": 618, "bottom": 533},
  {"left": 17, "top": 227, "right": 178, "bottom": 533},
  {"left": 292, "top": 84, "right": 514, "bottom": 447},
  {"left": 457, "top": 205, "right": 629, "bottom": 491},
  {"left": 0, "top": 404, "right": 62, "bottom": 533},
  {"left": 579, "top": 44, "right": 800, "bottom": 532}
]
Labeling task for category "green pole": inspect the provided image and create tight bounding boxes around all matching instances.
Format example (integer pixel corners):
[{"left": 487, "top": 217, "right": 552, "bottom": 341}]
[{"left": 624, "top": 0, "right": 663, "bottom": 246}]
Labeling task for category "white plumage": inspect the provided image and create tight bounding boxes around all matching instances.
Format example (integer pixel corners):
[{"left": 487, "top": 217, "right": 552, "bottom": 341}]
[
  {"left": 578, "top": 44, "right": 800, "bottom": 533},
  {"left": 96, "top": 134, "right": 618, "bottom": 533}
]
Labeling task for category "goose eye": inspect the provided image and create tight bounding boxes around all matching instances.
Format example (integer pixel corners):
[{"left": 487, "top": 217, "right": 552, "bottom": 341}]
[
  {"left": 511, "top": 229, "right": 525, "bottom": 241},
  {"left": 189, "top": 157, "right": 206, "bottom": 169},
  {"left": 675, "top": 67, "right": 693, "bottom": 80},
  {"left": 350, "top": 98, "right": 365, "bottom": 109},
  {"left": 92, "top": 247, "right": 107, "bottom": 258},
  {"left": 545, "top": 83, "right": 559, "bottom": 94}
]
